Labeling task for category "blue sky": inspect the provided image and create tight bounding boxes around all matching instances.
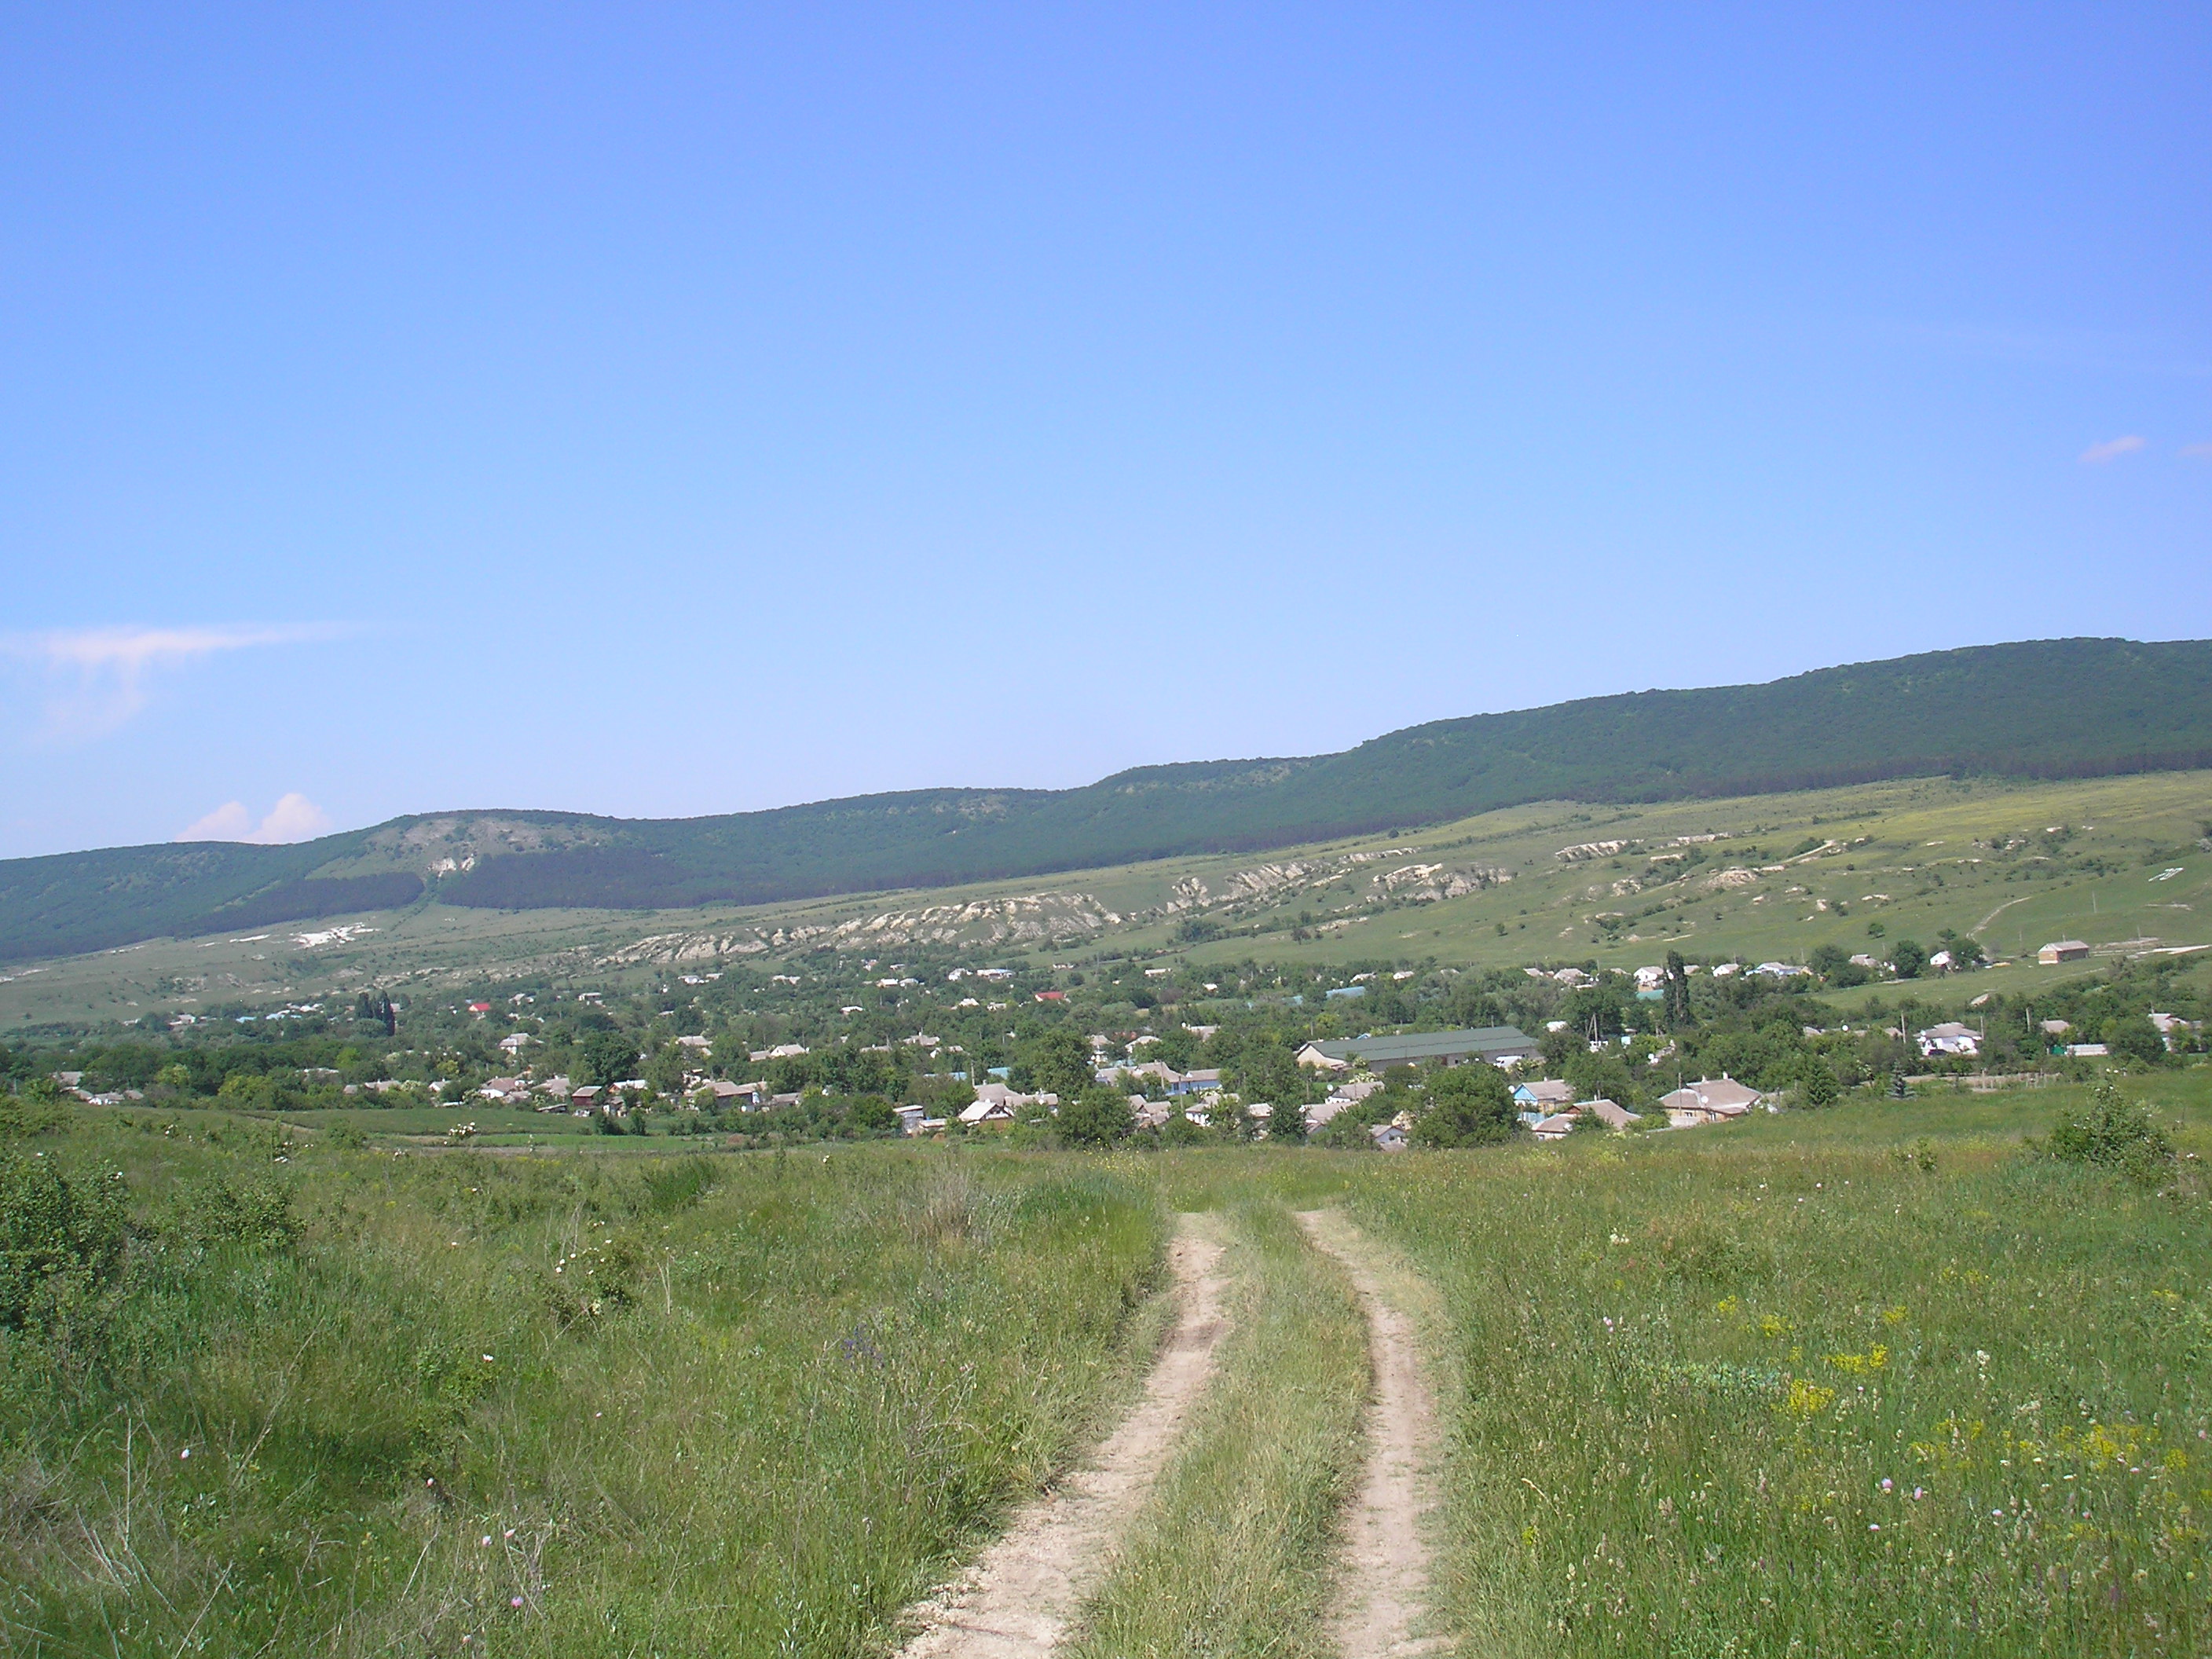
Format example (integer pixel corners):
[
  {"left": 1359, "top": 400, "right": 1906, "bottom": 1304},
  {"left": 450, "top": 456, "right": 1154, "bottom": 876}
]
[{"left": 2, "top": 3, "right": 2207, "bottom": 859}]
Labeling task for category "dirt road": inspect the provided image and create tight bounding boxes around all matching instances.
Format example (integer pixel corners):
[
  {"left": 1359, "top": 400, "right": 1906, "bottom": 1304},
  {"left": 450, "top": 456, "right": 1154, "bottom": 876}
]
[
  {"left": 894, "top": 1219, "right": 1232, "bottom": 1658},
  {"left": 1298, "top": 1209, "right": 1443, "bottom": 1658}
]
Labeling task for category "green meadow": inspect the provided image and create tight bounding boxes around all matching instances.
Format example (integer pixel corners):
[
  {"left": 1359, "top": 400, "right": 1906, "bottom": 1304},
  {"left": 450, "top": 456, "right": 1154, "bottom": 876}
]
[{"left": 3, "top": 1067, "right": 2208, "bottom": 1656}]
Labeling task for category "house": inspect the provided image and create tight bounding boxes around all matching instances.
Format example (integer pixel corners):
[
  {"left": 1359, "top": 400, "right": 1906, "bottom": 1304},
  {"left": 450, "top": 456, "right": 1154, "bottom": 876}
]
[
  {"left": 1166, "top": 1068, "right": 1221, "bottom": 1097},
  {"left": 2038, "top": 940, "right": 2091, "bottom": 965},
  {"left": 1658, "top": 1076, "right": 1763, "bottom": 1128},
  {"left": 1529, "top": 1110, "right": 1580, "bottom": 1141},
  {"left": 893, "top": 1104, "right": 944, "bottom": 1136},
  {"left": 1371, "top": 1123, "right": 1408, "bottom": 1152},
  {"left": 2150, "top": 1012, "right": 2200, "bottom": 1050},
  {"left": 676, "top": 1035, "right": 712, "bottom": 1052},
  {"left": 2063, "top": 1042, "right": 2109, "bottom": 1058},
  {"left": 1306, "top": 1096, "right": 1350, "bottom": 1130},
  {"left": 957, "top": 1082, "right": 1060, "bottom": 1126},
  {"left": 1583, "top": 1098, "right": 1643, "bottom": 1131},
  {"left": 1298, "top": 1026, "right": 1540, "bottom": 1072},
  {"left": 569, "top": 1084, "right": 603, "bottom": 1117},
  {"left": 1916, "top": 1022, "right": 1981, "bottom": 1059},
  {"left": 1512, "top": 1079, "right": 1576, "bottom": 1113},
  {"left": 2040, "top": 1019, "right": 2072, "bottom": 1037}
]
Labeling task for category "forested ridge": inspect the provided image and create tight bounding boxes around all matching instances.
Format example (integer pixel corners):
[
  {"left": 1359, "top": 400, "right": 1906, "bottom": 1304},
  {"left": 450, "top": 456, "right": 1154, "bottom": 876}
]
[{"left": 4, "top": 636, "right": 2208, "bottom": 964}]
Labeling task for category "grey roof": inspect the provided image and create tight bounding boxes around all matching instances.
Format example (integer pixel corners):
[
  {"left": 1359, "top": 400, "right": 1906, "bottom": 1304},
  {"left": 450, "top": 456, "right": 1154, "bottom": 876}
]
[{"left": 1308, "top": 1026, "right": 1538, "bottom": 1067}]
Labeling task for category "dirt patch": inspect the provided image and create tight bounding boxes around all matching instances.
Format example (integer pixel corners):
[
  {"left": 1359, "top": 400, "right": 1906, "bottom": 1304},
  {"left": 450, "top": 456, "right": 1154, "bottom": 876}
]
[
  {"left": 1298, "top": 1209, "right": 1443, "bottom": 1658},
  {"left": 894, "top": 1218, "right": 1231, "bottom": 1658}
]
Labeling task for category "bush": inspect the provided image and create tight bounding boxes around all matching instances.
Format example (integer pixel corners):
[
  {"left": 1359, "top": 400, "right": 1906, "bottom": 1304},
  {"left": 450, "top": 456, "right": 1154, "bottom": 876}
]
[
  {"left": 0, "top": 1152, "right": 128, "bottom": 1331},
  {"left": 2044, "top": 1079, "right": 2175, "bottom": 1186},
  {"left": 189, "top": 1178, "right": 300, "bottom": 1250}
]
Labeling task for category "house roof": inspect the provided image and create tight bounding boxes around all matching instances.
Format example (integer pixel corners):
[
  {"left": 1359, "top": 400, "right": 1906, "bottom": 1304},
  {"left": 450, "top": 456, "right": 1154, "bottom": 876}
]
[
  {"left": 1306, "top": 1026, "right": 1538, "bottom": 1068},
  {"left": 1660, "top": 1076, "right": 1761, "bottom": 1113},
  {"left": 1513, "top": 1079, "right": 1576, "bottom": 1104}
]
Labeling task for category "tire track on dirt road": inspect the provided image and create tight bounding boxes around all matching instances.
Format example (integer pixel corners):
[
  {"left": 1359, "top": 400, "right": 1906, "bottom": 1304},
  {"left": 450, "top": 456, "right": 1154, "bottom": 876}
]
[
  {"left": 1298, "top": 1209, "right": 1444, "bottom": 1659},
  {"left": 894, "top": 1218, "right": 1232, "bottom": 1658}
]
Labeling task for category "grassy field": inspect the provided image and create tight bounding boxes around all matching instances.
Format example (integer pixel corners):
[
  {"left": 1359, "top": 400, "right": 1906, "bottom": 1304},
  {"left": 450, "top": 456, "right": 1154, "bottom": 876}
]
[
  {"left": 5, "top": 769, "right": 2207, "bottom": 1031},
  {"left": 0, "top": 1117, "right": 1166, "bottom": 1657},
  {"left": 4, "top": 1069, "right": 2208, "bottom": 1657},
  {"left": 1346, "top": 1069, "right": 2212, "bottom": 1657}
]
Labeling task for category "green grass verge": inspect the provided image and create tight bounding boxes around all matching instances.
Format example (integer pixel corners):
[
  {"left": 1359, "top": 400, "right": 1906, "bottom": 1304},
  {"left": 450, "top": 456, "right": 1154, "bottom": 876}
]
[{"left": 1062, "top": 1202, "right": 1370, "bottom": 1659}]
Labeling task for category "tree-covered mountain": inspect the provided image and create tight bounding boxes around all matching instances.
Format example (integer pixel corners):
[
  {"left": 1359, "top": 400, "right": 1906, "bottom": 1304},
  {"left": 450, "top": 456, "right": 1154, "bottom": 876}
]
[{"left": 5, "top": 637, "right": 2208, "bottom": 965}]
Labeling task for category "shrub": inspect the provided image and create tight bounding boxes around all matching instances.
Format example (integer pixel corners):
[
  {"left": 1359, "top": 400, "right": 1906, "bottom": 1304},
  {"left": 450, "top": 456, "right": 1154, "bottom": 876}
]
[
  {"left": 0, "top": 1152, "right": 128, "bottom": 1331},
  {"left": 2044, "top": 1078, "right": 2175, "bottom": 1186},
  {"left": 189, "top": 1178, "right": 300, "bottom": 1250}
]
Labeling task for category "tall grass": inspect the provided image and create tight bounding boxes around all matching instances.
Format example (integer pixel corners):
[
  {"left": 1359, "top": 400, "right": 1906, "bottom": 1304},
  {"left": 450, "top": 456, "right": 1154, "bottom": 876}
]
[
  {"left": 1347, "top": 1075, "right": 2212, "bottom": 1657},
  {"left": 0, "top": 1116, "right": 1166, "bottom": 1656},
  {"left": 1063, "top": 1203, "right": 1369, "bottom": 1659}
]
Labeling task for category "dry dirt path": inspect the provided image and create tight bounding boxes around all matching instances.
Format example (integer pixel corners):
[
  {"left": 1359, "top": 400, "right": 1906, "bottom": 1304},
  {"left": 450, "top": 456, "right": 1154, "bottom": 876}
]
[
  {"left": 893, "top": 1218, "right": 1232, "bottom": 1659},
  {"left": 1298, "top": 1209, "right": 1444, "bottom": 1659}
]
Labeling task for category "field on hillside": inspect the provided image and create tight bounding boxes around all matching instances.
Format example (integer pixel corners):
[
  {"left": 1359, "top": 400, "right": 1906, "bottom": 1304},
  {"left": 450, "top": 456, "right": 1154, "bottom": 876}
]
[
  {"left": 3, "top": 770, "right": 2207, "bottom": 1033},
  {"left": 4, "top": 1071, "right": 2207, "bottom": 1657}
]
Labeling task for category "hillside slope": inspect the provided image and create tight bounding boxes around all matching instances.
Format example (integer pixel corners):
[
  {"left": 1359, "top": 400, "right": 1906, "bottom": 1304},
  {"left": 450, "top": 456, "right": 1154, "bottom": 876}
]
[{"left": 3, "top": 636, "right": 2207, "bottom": 965}]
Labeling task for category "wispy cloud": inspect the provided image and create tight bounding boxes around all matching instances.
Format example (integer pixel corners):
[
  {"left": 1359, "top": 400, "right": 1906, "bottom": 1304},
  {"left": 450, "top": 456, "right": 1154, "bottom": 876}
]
[
  {"left": 3, "top": 622, "right": 344, "bottom": 742},
  {"left": 178, "top": 793, "right": 335, "bottom": 845},
  {"left": 2183, "top": 441, "right": 2212, "bottom": 460},
  {"left": 2078, "top": 435, "right": 2147, "bottom": 464}
]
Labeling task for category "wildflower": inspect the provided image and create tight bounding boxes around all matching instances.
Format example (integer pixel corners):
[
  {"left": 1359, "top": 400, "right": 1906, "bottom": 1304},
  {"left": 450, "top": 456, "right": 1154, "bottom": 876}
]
[
  {"left": 180, "top": 1448, "right": 190, "bottom": 1459},
  {"left": 1784, "top": 1379, "right": 1837, "bottom": 1419},
  {"left": 510, "top": 1597, "right": 524, "bottom": 1609},
  {"left": 1880, "top": 1478, "right": 1893, "bottom": 1492},
  {"left": 1869, "top": 1522, "right": 1881, "bottom": 1531},
  {"left": 1912, "top": 1488, "right": 1926, "bottom": 1500}
]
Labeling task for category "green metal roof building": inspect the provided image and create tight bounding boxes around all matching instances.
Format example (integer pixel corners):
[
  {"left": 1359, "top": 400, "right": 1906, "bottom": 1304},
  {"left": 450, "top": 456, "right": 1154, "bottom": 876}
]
[{"left": 1298, "top": 1025, "right": 1540, "bottom": 1070}]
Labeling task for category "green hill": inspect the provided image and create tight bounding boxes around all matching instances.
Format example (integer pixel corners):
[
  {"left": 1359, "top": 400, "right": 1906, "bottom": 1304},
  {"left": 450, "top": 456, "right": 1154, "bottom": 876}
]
[{"left": 4, "top": 636, "right": 2208, "bottom": 965}]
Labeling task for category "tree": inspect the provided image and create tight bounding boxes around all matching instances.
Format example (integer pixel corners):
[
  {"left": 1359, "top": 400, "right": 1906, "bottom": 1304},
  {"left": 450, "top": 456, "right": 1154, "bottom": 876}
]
[
  {"left": 645, "top": 1043, "right": 689, "bottom": 1099},
  {"left": 1020, "top": 1029, "right": 1095, "bottom": 1101},
  {"left": 1661, "top": 950, "right": 1694, "bottom": 1027},
  {"left": 1412, "top": 1064, "right": 1517, "bottom": 1148},
  {"left": 1888, "top": 939, "right": 1927, "bottom": 980},
  {"left": 2104, "top": 1015, "right": 2166, "bottom": 1068},
  {"left": 577, "top": 1030, "right": 637, "bottom": 1088},
  {"left": 1800, "top": 1058, "right": 1840, "bottom": 1108},
  {"left": 844, "top": 1095, "right": 900, "bottom": 1138},
  {"left": 1058, "top": 1085, "right": 1134, "bottom": 1148}
]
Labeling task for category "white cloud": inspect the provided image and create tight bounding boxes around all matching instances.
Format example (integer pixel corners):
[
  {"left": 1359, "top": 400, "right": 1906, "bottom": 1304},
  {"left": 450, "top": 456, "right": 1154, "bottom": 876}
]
[
  {"left": 2183, "top": 441, "right": 2212, "bottom": 460},
  {"left": 4, "top": 621, "right": 343, "bottom": 742},
  {"left": 178, "top": 793, "right": 335, "bottom": 845},
  {"left": 2078, "top": 435, "right": 2147, "bottom": 464}
]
